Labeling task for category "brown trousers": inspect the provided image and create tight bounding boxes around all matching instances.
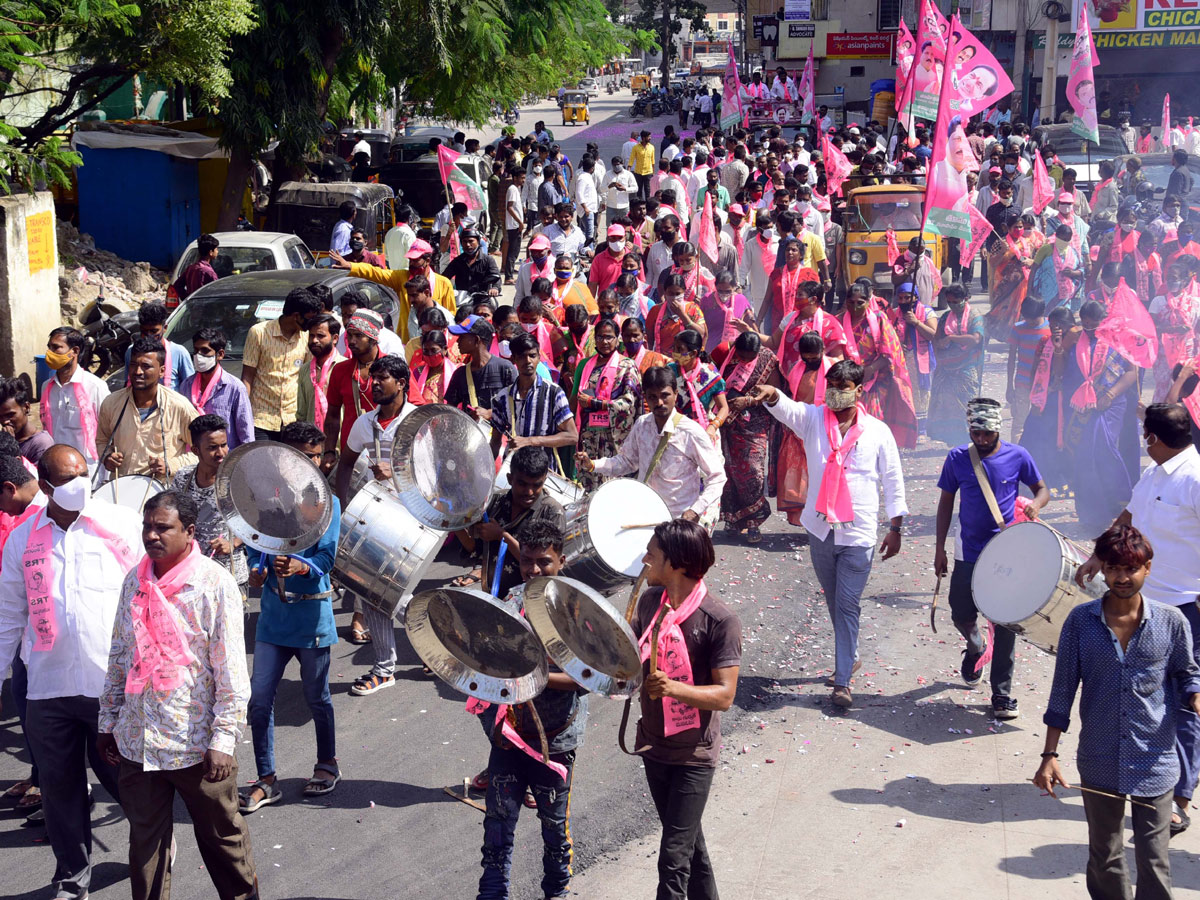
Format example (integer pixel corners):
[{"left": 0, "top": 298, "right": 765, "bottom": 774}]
[{"left": 118, "top": 758, "right": 258, "bottom": 900}]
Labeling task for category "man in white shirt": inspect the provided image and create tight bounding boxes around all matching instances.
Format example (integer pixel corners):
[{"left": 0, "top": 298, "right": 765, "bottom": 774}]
[
  {"left": 769, "top": 66, "right": 796, "bottom": 101},
  {"left": 350, "top": 130, "right": 371, "bottom": 161},
  {"left": 722, "top": 203, "right": 752, "bottom": 288},
  {"left": 795, "top": 184, "right": 826, "bottom": 251},
  {"left": 542, "top": 202, "right": 588, "bottom": 259},
  {"left": 1076, "top": 404, "right": 1200, "bottom": 828},
  {"left": 605, "top": 157, "right": 638, "bottom": 229},
  {"left": 818, "top": 105, "right": 834, "bottom": 134},
  {"left": 754, "top": 360, "right": 908, "bottom": 708},
  {"left": 745, "top": 212, "right": 779, "bottom": 308},
  {"left": 698, "top": 90, "right": 714, "bottom": 127},
  {"left": 622, "top": 131, "right": 640, "bottom": 167},
  {"left": 576, "top": 366, "right": 726, "bottom": 523},
  {"left": 0, "top": 445, "right": 144, "bottom": 900},
  {"left": 645, "top": 214, "right": 682, "bottom": 290},
  {"left": 575, "top": 156, "right": 599, "bottom": 246},
  {"left": 383, "top": 204, "right": 416, "bottom": 270},
  {"left": 39, "top": 327, "right": 109, "bottom": 476}
]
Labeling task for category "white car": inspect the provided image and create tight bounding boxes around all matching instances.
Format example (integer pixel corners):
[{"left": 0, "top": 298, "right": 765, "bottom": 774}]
[
  {"left": 168, "top": 231, "right": 315, "bottom": 307},
  {"left": 580, "top": 78, "right": 600, "bottom": 98}
]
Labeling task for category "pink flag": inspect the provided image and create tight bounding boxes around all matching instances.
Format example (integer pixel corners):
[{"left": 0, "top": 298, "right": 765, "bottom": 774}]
[
  {"left": 886, "top": 229, "right": 900, "bottom": 267},
  {"left": 961, "top": 199, "right": 994, "bottom": 266},
  {"left": 1067, "top": 2, "right": 1099, "bottom": 144},
  {"left": 697, "top": 190, "right": 719, "bottom": 263},
  {"left": 1099, "top": 280, "right": 1159, "bottom": 368},
  {"left": 722, "top": 42, "right": 746, "bottom": 130},
  {"left": 821, "top": 131, "right": 854, "bottom": 197},
  {"left": 1032, "top": 151, "right": 1055, "bottom": 215},
  {"left": 921, "top": 16, "right": 972, "bottom": 242},
  {"left": 1162, "top": 94, "right": 1172, "bottom": 151},
  {"left": 800, "top": 43, "right": 816, "bottom": 123},
  {"left": 437, "top": 144, "right": 486, "bottom": 210},
  {"left": 945, "top": 19, "right": 1015, "bottom": 118},
  {"left": 896, "top": 21, "right": 916, "bottom": 99},
  {"left": 907, "top": 0, "right": 951, "bottom": 120}
]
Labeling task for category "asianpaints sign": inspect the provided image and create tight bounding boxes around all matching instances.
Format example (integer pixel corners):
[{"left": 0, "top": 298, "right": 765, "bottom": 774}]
[{"left": 825, "top": 33, "right": 895, "bottom": 58}]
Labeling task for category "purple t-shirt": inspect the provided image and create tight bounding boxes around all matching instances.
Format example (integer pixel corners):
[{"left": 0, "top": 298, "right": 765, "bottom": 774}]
[
  {"left": 698, "top": 291, "right": 753, "bottom": 352},
  {"left": 937, "top": 441, "right": 1043, "bottom": 563}
]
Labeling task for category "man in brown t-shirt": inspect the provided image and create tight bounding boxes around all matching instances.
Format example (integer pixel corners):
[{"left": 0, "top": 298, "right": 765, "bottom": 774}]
[{"left": 630, "top": 519, "right": 742, "bottom": 900}]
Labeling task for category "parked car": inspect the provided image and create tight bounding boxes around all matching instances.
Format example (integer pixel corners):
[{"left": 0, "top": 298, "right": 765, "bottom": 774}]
[
  {"left": 1114, "top": 152, "right": 1200, "bottom": 219},
  {"left": 389, "top": 125, "right": 460, "bottom": 162},
  {"left": 580, "top": 78, "right": 599, "bottom": 98},
  {"left": 1032, "top": 123, "right": 1128, "bottom": 191},
  {"left": 167, "top": 232, "right": 315, "bottom": 308},
  {"left": 154, "top": 270, "right": 401, "bottom": 382}
]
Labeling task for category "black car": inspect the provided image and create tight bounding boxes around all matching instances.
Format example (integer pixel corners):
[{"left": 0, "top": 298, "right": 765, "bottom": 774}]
[
  {"left": 1113, "top": 152, "right": 1200, "bottom": 219},
  {"left": 106, "top": 269, "right": 401, "bottom": 388}
]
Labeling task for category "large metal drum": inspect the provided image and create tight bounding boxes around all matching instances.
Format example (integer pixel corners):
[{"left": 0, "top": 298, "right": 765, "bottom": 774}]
[
  {"left": 972, "top": 521, "right": 1104, "bottom": 654},
  {"left": 561, "top": 478, "right": 671, "bottom": 592},
  {"left": 334, "top": 479, "right": 442, "bottom": 620},
  {"left": 494, "top": 454, "right": 584, "bottom": 509},
  {"left": 93, "top": 475, "right": 164, "bottom": 514}
]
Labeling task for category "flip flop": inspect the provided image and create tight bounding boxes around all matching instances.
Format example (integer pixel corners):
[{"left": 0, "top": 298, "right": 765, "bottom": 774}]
[
  {"left": 452, "top": 571, "right": 482, "bottom": 588},
  {"left": 3, "top": 780, "right": 32, "bottom": 799},
  {"left": 16, "top": 787, "right": 41, "bottom": 811},
  {"left": 347, "top": 628, "right": 371, "bottom": 644},
  {"left": 303, "top": 763, "right": 341, "bottom": 797}
]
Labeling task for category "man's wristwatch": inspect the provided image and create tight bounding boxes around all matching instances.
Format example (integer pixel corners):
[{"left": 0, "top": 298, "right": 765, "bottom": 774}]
[{"left": 888, "top": 525, "right": 902, "bottom": 533}]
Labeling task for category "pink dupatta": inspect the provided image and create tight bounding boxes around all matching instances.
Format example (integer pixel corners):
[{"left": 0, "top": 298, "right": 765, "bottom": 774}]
[
  {"left": 814, "top": 404, "right": 865, "bottom": 527},
  {"left": 125, "top": 542, "right": 202, "bottom": 693},
  {"left": 637, "top": 580, "right": 707, "bottom": 735}
]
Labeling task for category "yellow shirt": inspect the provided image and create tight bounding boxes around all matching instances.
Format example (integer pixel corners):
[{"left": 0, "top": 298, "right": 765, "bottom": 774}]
[
  {"left": 348, "top": 263, "right": 457, "bottom": 342},
  {"left": 629, "top": 142, "right": 656, "bottom": 177},
  {"left": 242, "top": 319, "right": 309, "bottom": 431},
  {"left": 796, "top": 230, "right": 827, "bottom": 270}
]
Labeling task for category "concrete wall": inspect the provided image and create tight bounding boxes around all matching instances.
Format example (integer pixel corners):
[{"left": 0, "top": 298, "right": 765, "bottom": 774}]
[{"left": 0, "top": 192, "right": 61, "bottom": 383}]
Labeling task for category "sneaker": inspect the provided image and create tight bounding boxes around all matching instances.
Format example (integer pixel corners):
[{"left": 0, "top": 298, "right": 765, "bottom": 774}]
[
  {"left": 350, "top": 673, "right": 395, "bottom": 696},
  {"left": 992, "top": 696, "right": 1019, "bottom": 720},
  {"left": 831, "top": 686, "right": 853, "bottom": 708},
  {"left": 962, "top": 647, "right": 985, "bottom": 688}
]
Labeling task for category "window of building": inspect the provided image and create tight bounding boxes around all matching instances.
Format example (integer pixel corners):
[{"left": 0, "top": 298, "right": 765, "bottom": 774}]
[
  {"left": 717, "top": 19, "right": 729, "bottom": 29},
  {"left": 879, "top": 0, "right": 902, "bottom": 29}
]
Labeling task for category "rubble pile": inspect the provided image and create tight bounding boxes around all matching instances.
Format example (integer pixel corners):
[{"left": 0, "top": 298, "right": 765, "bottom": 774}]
[{"left": 56, "top": 221, "right": 168, "bottom": 322}]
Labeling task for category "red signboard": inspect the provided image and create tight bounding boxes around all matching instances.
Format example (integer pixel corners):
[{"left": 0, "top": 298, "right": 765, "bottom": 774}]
[{"left": 826, "top": 32, "right": 895, "bottom": 58}]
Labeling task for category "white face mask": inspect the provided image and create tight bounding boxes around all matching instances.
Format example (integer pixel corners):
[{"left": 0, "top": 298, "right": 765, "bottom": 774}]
[
  {"left": 521, "top": 321, "right": 539, "bottom": 333},
  {"left": 609, "top": 240, "right": 626, "bottom": 253},
  {"left": 998, "top": 196, "right": 1012, "bottom": 207},
  {"left": 498, "top": 340, "right": 512, "bottom": 359},
  {"left": 1055, "top": 238, "right": 1071, "bottom": 252},
  {"left": 797, "top": 201, "right": 811, "bottom": 213},
  {"left": 50, "top": 475, "right": 91, "bottom": 512},
  {"left": 193, "top": 352, "right": 217, "bottom": 373},
  {"left": 824, "top": 386, "right": 859, "bottom": 411}
]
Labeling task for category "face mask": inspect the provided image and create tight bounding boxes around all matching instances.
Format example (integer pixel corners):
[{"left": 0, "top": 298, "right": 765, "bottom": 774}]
[
  {"left": 758, "top": 227, "right": 772, "bottom": 237},
  {"left": 531, "top": 252, "right": 548, "bottom": 265},
  {"left": 609, "top": 240, "right": 626, "bottom": 253},
  {"left": 193, "top": 353, "right": 217, "bottom": 373},
  {"left": 498, "top": 340, "right": 512, "bottom": 359},
  {"left": 50, "top": 475, "right": 90, "bottom": 512},
  {"left": 555, "top": 271, "right": 571, "bottom": 281},
  {"left": 44, "top": 349, "right": 73, "bottom": 370},
  {"left": 1010, "top": 228, "right": 1024, "bottom": 239},
  {"left": 802, "top": 357, "right": 820, "bottom": 371},
  {"left": 533, "top": 166, "right": 543, "bottom": 175},
  {"left": 349, "top": 239, "right": 365, "bottom": 253},
  {"left": 1004, "top": 164, "right": 1016, "bottom": 174},
  {"left": 825, "top": 386, "right": 859, "bottom": 411},
  {"left": 998, "top": 196, "right": 1012, "bottom": 207},
  {"left": 797, "top": 201, "right": 811, "bottom": 213},
  {"left": 618, "top": 292, "right": 635, "bottom": 305},
  {"left": 521, "top": 321, "right": 539, "bottom": 333},
  {"left": 1055, "top": 238, "right": 1071, "bottom": 252},
  {"left": 625, "top": 340, "right": 643, "bottom": 355}
]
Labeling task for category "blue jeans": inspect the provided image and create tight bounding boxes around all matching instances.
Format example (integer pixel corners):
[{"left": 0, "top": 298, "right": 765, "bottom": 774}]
[
  {"left": 1177, "top": 601, "right": 1200, "bottom": 800},
  {"left": 478, "top": 744, "right": 575, "bottom": 900},
  {"left": 10, "top": 656, "right": 39, "bottom": 787},
  {"left": 808, "top": 530, "right": 875, "bottom": 687},
  {"left": 247, "top": 642, "right": 335, "bottom": 778},
  {"left": 577, "top": 211, "right": 595, "bottom": 246}
]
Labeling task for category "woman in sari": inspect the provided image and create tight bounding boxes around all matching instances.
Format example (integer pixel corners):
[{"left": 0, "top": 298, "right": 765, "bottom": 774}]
[
  {"left": 1148, "top": 260, "right": 1200, "bottom": 400},
  {"left": 888, "top": 281, "right": 937, "bottom": 436},
  {"left": 984, "top": 210, "right": 1040, "bottom": 342},
  {"left": 761, "top": 237, "right": 818, "bottom": 335},
  {"left": 839, "top": 284, "right": 919, "bottom": 449},
  {"left": 699, "top": 270, "right": 755, "bottom": 352},
  {"left": 1063, "top": 299, "right": 1141, "bottom": 533},
  {"left": 927, "top": 282, "right": 986, "bottom": 445},
  {"left": 1086, "top": 206, "right": 1141, "bottom": 294},
  {"left": 667, "top": 327, "right": 729, "bottom": 443},
  {"left": 407, "top": 330, "right": 459, "bottom": 405},
  {"left": 714, "top": 331, "right": 780, "bottom": 543},
  {"left": 621, "top": 316, "right": 667, "bottom": 375},
  {"left": 1019, "top": 306, "right": 1075, "bottom": 496},
  {"left": 571, "top": 317, "right": 643, "bottom": 491},
  {"left": 1029, "top": 224, "right": 1086, "bottom": 313},
  {"left": 772, "top": 330, "right": 833, "bottom": 526},
  {"left": 645, "top": 273, "right": 706, "bottom": 353},
  {"left": 766, "top": 279, "right": 847, "bottom": 372}
]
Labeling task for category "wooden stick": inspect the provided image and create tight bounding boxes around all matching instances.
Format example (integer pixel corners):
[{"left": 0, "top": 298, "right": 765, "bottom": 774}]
[
  {"left": 930, "top": 573, "right": 942, "bottom": 634},
  {"left": 624, "top": 564, "right": 648, "bottom": 623},
  {"left": 619, "top": 522, "right": 662, "bottom": 531},
  {"left": 1028, "top": 779, "right": 1157, "bottom": 810}
]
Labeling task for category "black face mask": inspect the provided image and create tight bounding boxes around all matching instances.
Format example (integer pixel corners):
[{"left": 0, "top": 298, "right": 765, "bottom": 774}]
[{"left": 349, "top": 239, "right": 365, "bottom": 253}]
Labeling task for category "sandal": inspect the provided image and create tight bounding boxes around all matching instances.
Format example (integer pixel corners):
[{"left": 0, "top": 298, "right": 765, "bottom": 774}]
[
  {"left": 16, "top": 787, "right": 41, "bottom": 811},
  {"left": 471, "top": 769, "right": 490, "bottom": 792},
  {"left": 523, "top": 788, "right": 537, "bottom": 809},
  {"left": 3, "top": 780, "right": 32, "bottom": 799},
  {"left": 238, "top": 779, "right": 282, "bottom": 813},
  {"left": 1172, "top": 802, "right": 1191, "bottom": 837},
  {"left": 304, "top": 763, "right": 341, "bottom": 797},
  {"left": 347, "top": 627, "right": 371, "bottom": 644},
  {"left": 746, "top": 526, "right": 762, "bottom": 544},
  {"left": 452, "top": 570, "right": 482, "bottom": 588}
]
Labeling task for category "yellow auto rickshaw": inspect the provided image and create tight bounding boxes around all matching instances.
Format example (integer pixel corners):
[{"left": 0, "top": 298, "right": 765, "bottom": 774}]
[
  {"left": 839, "top": 183, "right": 946, "bottom": 300},
  {"left": 630, "top": 74, "right": 651, "bottom": 92},
  {"left": 562, "top": 91, "right": 590, "bottom": 127}
]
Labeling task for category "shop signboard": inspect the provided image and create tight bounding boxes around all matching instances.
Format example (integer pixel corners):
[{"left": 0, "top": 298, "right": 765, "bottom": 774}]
[{"left": 825, "top": 33, "right": 895, "bottom": 58}]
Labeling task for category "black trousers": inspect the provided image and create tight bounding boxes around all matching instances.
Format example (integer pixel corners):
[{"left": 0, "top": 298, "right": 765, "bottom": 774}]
[
  {"left": 635, "top": 172, "right": 652, "bottom": 201},
  {"left": 644, "top": 759, "right": 718, "bottom": 900}
]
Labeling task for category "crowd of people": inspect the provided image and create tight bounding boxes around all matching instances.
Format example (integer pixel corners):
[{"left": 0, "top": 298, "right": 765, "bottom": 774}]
[{"left": 4, "top": 106, "right": 1200, "bottom": 900}]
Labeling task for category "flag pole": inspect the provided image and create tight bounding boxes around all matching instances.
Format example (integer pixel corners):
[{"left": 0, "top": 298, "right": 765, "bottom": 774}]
[{"left": 918, "top": 15, "right": 961, "bottom": 237}]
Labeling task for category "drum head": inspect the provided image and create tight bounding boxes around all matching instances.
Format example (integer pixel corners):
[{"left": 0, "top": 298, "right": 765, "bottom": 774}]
[
  {"left": 524, "top": 576, "right": 643, "bottom": 697},
  {"left": 390, "top": 404, "right": 494, "bottom": 531},
  {"left": 973, "top": 522, "right": 1067, "bottom": 624},
  {"left": 215, "top": 442, "right": 333, "bottom": 555},
  {"left": 93, "top": 476, "right": 164, "bottom": 514},
  {"left": 584, "top": 479, "right": 672, "bottom": 578},
  {"left": 406, "top": 587, "right": 548, "bottom": 703}
]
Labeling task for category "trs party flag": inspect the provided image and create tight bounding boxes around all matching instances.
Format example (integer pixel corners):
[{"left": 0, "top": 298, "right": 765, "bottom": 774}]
[
  {"left": 721, "top": 42, "right": 746, "bottom": 130},
  {"left": 961, "top": 202, "right": 994, "bottom": 266},
  {"left": 921, "top": 15, "right": 972, "bottom": 242},
  {"left": 944, "top": 19, "right": 1014, "bottom": 118},
  {"left": 437, "top": 144, "right": 485, "bottom": 210},
  {"left": 799, "top": 42, "right": 816, "bottom": 123},
  {"left": 1067, "top": 2, "right": 1100, "bottom": 144},
  {"left": 896, "top": 21, "right": 916, "bottom": 99},
  {"left": 821, "top": 131, "right": 854, "bottom": 197},
  {"left": 908, "top": 0, "right": 950, "bottom": 121},
  {"left": 1162, "top": 94, "right": 1172, "bottom": 151},
  {"left": 1032, "top": 150, "right": 1055, "bottom": 215}
]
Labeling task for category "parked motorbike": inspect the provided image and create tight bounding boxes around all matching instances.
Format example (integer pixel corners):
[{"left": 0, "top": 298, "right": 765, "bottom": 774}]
[
  {"left": 77, "top": 297, "right": 138, "bottom": 377},
  {"left": 503, "top": 107, "right": 520, "bottom": 125}
]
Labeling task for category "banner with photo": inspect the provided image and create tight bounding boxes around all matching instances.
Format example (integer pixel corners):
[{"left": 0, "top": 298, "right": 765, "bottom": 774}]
[
  {"left": 908, "top": 0, "right": 951, "bottom": 121},
  {"left": 1067, "top": 1, "right": 1100, "bottom": 144},
  {"left": 921, "top": 15, "right": 973, "bottom": 242},
  {"left": 944, "top": 20, "right": 1014, "bottom": 117},
  {"left": 722, "top": 42, "right": 746, "bottom": 130},
  {"left": 896, "top": 20, "right": 917, "bottom": 100}
]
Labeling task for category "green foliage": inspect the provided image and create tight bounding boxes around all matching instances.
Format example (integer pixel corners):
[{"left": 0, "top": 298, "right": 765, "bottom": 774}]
[{"left": 629, "top": 0, "right": 706, "bottom": 73}]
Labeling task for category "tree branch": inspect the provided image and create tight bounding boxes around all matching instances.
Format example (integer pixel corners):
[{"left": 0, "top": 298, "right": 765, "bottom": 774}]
[{"left": 15, "top": 65, "right": 129, "bottom": 147}]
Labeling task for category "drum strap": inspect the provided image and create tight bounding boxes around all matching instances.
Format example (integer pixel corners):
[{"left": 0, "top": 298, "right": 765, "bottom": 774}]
[
  {"left": 969, "top": 444, "right": 1006, "bottom": 530},
  {"left": 466, "top": 363, "right": 480, "bottom": 412},
  {"left": 644, "top": 413, "right": 682, "bottom": 483}
]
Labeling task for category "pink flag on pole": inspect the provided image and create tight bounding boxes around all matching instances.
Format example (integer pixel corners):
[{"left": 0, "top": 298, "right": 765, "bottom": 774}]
[
  {"left": 1067, "top": 1, "right": 1100, "bottom": 144},
  {"left": 886, "top": 229, "right": 900, "bottom": 267},
  {"left": 921, "top": 15, "right": 972, "bottom": 242},
  {"left": 961, "top": 202, "right": 994, "bottom": 266},
  {"left": 1032, "top": 151, "right": 1055, "bottom": 215},
  {"left": 896, "top": 21, "right": 916, "bottom": 100},
  {"left": 821, "top": 131, "right": 854, "bottom": 197},
  {"left": 1099, "top": 280, "right": 1159, "bottom": 368},
  {"left": 721, "top": 42, "right": 746, "bottom": 130},
  {"left": 1162, "top": 94, "right": 1172, "bottom": 150},
  {"left": 799, "top": 43, "right": 816, "bottom": 123},
  {"left": 908, "top": 0, "right": 951, "bottom": 120},
  {"left": 697, "top": 191, "right": 719, "bottom": 263},
  {"left": 944, "top": 19, "right": 1015, "bottom": 118},
  {"left": 437, "top": 144, "right": 486, "bottom": 210}
]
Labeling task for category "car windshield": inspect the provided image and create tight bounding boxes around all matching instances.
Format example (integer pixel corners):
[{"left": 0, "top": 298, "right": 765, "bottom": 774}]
[
  {"left": 850, "top": 195, "right": 925, "bottom": 230},
  {"left": 165, "top": 294, "right": 280, "bottom": 359},
  {"left": 1052, "top": 131, "right": 1128, "bottom": 162},
  {"left": 178, "top": 246, "right": 280, "bottom": 279}
]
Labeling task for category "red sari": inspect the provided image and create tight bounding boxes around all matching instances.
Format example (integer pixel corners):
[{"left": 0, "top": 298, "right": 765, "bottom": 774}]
[
  {"left": 840, "top": 310, "right": 919, "bottom": 449},
  {"left": 773, "top": 356, "right": 833, "bottom": 526}
]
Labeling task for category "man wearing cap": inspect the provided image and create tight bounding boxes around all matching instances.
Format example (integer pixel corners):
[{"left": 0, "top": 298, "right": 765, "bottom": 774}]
[
  {"left": 517, "top": 233, "right": 556, "bottom": 301},
  {"left": 587, "top": 225, "right": 630, "bottom": 297},
  {"left": 629, "top": 131, "right": 656, "bottom": 201},
  {"left": 442, "top": 228, "right": 502, "bottom": 296},
  {"left": 322, "top": 309, "right": 389, "bottom": 473},
  {"left": 331, "top": 238, "right": 456, "bottom": 343},
  {"left": 443, "top": 316, "right": 517, "bottom": 423},
  {"left": 934, "top": 397, "right": 1050, "bottom": 722}
]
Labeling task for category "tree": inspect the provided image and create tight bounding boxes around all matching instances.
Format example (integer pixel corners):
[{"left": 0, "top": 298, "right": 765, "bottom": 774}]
[
  {"left": 0, "top": 0, "right": 254, "bottom": 193},
  {"left": 629, "top": 0, "right": 706, "bottom": 87}
]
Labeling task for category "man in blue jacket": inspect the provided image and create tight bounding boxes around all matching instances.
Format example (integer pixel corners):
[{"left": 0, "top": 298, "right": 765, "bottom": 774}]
[{"left": 238, "top": 422, "right": 342, "bottom": 812}]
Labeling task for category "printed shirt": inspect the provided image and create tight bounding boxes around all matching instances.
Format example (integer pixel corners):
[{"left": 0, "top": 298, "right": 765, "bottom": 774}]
[
  {"left": 99, "top": 555, "right": 250, "bottom": 771},
  {"left": 0, "top": 501, "right": 145, "bottom": 700},
  {"left": 936, "top": 442, "right": 1043, "bottom": 563},
  {"left": 490, "top": 379, "right": 573, "bottom": 469},
  {"left": 242, "top": 319, "right": 310, "bottom": 431},
  {"left": 1127, "top": 446, "right": 1200, "bottom": 607},
  {"left": 95, "top": 386, "right": 200, "bottom": 481},
  {"left": 171, "top": 466, "right": 249, "bottom": 585},
  {"left": 1045, "top": 598, "right": 1200, "bottom": 796},
  {"left": 1008, "top": 320, "right": 1051, "bottom": 387}
]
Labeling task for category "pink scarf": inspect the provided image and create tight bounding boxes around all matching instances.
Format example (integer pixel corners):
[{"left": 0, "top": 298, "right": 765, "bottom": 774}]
[
  {"left": 40, "top": 376, "right": 98, "bottom": 461},
  {"left": 189, "top": 364, "right": 224, "bottom": 416},
  {"left": 307, "top": 354, "right": 336, "bottom": 430},
  {"left": 944, "top": 302, "right": 971, "bottom": 335},
  {"left": 890, "top": 305, "right": 932, "bottom": 375},
  {"left": 23, "top": 508, "right": 138, "bottom": 651},
  {"left": 1029, "top": 336, "right": 1055, "bottom": 413},
  {"left": 527, "top": 256, "right": 553, "bottom": 282},
  {"left": 755, "top": 234, "right": 778, "bottom": 278},
  {"left": 720, "top": 349, "right": 757, "bottom": 393},
  {"left": 678, "top": 360, "right": 711, "bottom": 428},
  {"left": 577, "top": 352, "right": 620, "bottom": 426},
  {"left": 125, "top": 542, "right": 202, "bottom": 694},
  {"left": 408, "top": 357, "right": 459, "bottom": 405},
  {"left": 1071, "top": 332, "right": 1110, "bottom": 411},
  {"left": 840, "top": 310, "right": 882, "bottom": 366},
  {"left": 637, "top": 580, "right": 707, "bottom": 735},
  {"left": 814, "top": 405, "right": 865, "bottom": 527},
  {"left": 1184, "top": 356, "right": 1200, "bottom": 429},
  {"left": 787, "top": 355, "right": 831, "bottom": 401}
]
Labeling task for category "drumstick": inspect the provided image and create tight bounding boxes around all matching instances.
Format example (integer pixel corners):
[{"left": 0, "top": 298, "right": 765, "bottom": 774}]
[
  {"left": 624, "top": 564, "right": 648, "bottom": 623},
  {"left": 619, "top": 523, "right": 661, "bottom": 531},
  {"left": 1027, "top": 779, "right": 1157, "bottom": 810},
  {"left": 930, "top": 573, "right": 942, "bottom": 634}
]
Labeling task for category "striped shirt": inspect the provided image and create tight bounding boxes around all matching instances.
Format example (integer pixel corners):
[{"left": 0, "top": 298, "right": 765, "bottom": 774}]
[
  {"left": 1008, "top": 320, "right": 1050, "bottom": 387},
  {"left": 491, "top": 380, "right": 573, "bottom": 468},
  {"left": 243, "top": 319, "right": 310, "bottom": 430}
]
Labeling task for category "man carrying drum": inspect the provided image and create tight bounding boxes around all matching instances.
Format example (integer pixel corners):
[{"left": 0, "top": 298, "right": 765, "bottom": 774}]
[
  {"left": 1076, "top": 403, "right": 1200, "bottom": 835},
  {"left": 934, "top": 397, "right": 1049, "bottom": 722}
]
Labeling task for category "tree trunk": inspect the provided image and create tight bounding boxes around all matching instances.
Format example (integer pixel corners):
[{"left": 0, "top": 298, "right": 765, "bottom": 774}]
[
  {"left": 1013, "top": 0, "right": 1027, "bottom": 120},
  {"left": 661, "top": 0, "right": 672, "bottom": 89},
  {"left": 217, "top": 145, "right": 254, "bottom": 231}
]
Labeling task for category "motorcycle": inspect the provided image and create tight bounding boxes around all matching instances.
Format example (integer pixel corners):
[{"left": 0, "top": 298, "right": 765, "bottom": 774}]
[
  {"left": 503, "top": 107, "right": 519, "bottom": 125},
  {"left": 77, "top": 296, "right": 138, "bottom": 378},
  {"left": 606, "top": 82, "right": 614, "bottom": 95}
]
